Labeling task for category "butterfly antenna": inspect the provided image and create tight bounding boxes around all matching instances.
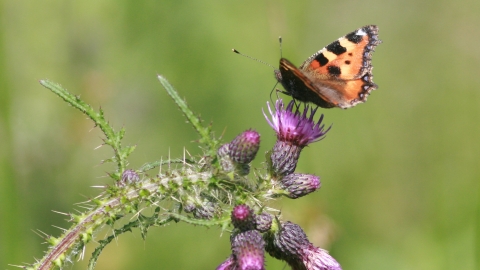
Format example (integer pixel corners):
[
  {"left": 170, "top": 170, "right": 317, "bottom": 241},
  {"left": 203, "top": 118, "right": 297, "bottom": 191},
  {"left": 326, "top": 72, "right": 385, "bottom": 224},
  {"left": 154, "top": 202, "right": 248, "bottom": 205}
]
[{"left": 232, "top": 49, "right": 276, "bottom": 70}]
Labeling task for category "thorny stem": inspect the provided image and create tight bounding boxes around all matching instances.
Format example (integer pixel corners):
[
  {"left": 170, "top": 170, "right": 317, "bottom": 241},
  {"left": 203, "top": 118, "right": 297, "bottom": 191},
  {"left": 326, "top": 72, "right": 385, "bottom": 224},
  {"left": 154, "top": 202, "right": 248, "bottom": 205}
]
[{"left": 35, "top": 171, "right": 214, "bottom": 270}]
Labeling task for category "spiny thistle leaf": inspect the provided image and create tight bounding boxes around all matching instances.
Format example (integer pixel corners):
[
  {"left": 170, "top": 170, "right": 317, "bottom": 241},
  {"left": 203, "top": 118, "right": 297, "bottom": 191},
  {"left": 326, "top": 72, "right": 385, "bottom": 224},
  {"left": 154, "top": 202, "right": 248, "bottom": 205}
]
[
  {"left": 157, "top": 75, "right": 219, "bottom": 155},
  {"left": 39, "top": 79, "right": 130, "bottom": 175}
]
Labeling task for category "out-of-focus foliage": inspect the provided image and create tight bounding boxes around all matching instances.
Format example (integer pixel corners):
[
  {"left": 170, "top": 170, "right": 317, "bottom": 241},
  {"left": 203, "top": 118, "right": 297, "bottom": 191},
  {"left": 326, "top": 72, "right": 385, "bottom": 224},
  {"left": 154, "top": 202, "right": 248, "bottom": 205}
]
[{"left": 0, "top": 1, "right": 478, "bottom": 269}]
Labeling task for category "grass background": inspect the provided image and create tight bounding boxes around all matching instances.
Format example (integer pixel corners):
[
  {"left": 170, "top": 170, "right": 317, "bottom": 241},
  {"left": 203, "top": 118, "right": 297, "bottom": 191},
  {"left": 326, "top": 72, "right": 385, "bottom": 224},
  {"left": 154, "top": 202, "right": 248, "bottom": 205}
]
[{"left": 0, "top": 1, "right": 479, "bottom": 269}]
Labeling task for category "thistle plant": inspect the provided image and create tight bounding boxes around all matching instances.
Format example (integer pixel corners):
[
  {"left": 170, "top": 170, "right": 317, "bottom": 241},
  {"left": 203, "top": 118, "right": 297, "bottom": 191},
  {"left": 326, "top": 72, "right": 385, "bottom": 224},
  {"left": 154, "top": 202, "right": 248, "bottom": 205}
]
[{"left": 18, "top": 75, "right": 339, "bottom": 270}]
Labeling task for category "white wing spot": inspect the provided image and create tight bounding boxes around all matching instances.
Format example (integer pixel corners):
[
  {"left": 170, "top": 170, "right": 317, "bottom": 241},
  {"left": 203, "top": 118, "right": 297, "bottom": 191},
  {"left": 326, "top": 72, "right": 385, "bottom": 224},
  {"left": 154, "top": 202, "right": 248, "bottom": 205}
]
[{"left": 356, "top": 29, "right": 367, "bottom": 36}]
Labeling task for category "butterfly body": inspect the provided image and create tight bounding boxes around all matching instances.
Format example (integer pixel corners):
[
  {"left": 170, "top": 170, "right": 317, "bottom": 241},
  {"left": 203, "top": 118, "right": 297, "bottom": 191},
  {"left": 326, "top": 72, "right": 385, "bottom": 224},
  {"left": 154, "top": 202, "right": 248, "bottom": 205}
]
[{"left": 275, "top": 25, "right": 381, "bottom": 109}]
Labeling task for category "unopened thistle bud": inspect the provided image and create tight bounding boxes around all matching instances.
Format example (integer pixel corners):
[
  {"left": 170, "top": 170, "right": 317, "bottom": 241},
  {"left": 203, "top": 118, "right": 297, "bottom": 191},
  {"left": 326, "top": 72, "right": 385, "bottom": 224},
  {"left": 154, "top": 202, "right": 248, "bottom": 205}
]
[
  {"left": 118, "top": 169, "right": 140, "bottom": 186},
  {"left": 182, "top": 201, "right": 196, "bottom": 213},
  {"left": 265, "top": 221, "right": 341, "bottom": 270},
  {"left": 231, "top": 204, "right": 255, "bottom": 231},
  {"left": 231, "top": 230, "right": 266, "bottom": 270},
  {"left": 193, "top": 201, "right": 218, "bottom": 220},
  {"left": 218, "top": 143, "right": 235, "bottom": 172},
  {"left": 281, "top": 173, "right": 321, "bottom": 199},
  {"left": 254, "top": 212, "right": 273, "bottom": 233},
  {"left": 228, "top": 129, "right": 261, "bottom": 164}
]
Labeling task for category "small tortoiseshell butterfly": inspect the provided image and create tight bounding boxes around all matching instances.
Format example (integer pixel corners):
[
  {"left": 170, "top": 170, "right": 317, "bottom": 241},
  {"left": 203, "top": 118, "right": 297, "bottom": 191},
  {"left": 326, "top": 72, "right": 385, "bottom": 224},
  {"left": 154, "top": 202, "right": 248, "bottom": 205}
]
[{"left": 274, "top": 25, "right": 381, "bottom": 109}]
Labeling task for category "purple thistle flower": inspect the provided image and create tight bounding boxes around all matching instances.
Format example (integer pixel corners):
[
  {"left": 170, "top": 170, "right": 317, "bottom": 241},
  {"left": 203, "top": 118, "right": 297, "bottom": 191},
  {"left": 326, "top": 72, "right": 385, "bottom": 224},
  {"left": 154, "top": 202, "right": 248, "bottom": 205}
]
[
  {"left": 265, "top": 221, "right": 341, "bottom": 270},
  {"left": 281, "top": 173, "right": 321, "bottom": 199},
  {"left": 263, "top": 100, "right": 330, "bottom": 147},
  {"left": 263, "top": 100, "right": 331, "bottom": 176}
]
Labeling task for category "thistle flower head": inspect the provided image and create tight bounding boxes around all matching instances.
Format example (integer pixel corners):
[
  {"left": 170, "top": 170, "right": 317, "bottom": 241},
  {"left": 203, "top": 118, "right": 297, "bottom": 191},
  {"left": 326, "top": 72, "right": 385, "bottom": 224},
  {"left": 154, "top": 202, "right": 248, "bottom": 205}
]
[
  {"left": 264, "top": 100, "right": 331, "bottom": 176},
  {"left": 263, "top": 100, "right": 330, "bottom": 147}
]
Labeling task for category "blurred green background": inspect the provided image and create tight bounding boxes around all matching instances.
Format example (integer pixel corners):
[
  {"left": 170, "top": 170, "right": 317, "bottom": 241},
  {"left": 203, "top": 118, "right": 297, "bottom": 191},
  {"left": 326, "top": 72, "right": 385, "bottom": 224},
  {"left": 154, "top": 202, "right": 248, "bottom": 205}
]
[{"left": 0, "top": 0, "right": 478, "bottom": 269}]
